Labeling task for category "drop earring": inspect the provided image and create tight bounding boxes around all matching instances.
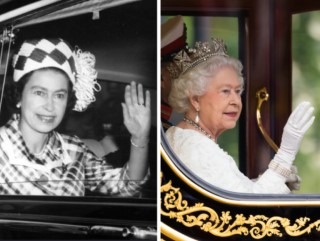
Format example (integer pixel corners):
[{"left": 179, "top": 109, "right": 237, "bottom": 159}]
[
  {"left": 16, "top": 102, "right": 21, "bottom": 108},
  {"left": 195, "top": 109, "right": 200, "bottom": 124}
]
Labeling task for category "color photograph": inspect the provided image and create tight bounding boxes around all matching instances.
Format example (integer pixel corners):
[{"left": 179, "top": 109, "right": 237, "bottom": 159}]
[{"left": 161, "top": 1, "right": 320, "bottom": 240}]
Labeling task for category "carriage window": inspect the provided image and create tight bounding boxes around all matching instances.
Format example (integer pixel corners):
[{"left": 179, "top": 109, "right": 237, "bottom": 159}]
[
  {"left": 292, "top": 11, "right": 320, "bottom": 193},
  {"left": 161, "top": 15, "right": 241, "bottom": 164}
]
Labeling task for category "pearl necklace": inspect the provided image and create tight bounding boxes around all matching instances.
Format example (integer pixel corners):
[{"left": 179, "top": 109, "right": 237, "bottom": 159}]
[
  {"left": 33, "top": 136, "right": 48, "bottom": 158},
  {"left": 34, "top": 147, "right": 45, "bottom": 157},
  {"left": 183, "top": 117, "right": 214, "bottom": 140}
]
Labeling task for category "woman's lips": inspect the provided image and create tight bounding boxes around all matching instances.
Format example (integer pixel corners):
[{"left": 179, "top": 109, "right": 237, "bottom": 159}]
[
  {"left": 37, "top": 114, "right": 56, "bottom": 123},
  {"left": 224, "top": 112, "right": 238, "bottom": 118}
]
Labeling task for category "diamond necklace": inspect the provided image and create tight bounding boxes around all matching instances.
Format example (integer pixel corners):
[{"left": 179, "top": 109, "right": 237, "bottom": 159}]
[{"left": 183, "top": 117, "right": 214, "bottom": 140}]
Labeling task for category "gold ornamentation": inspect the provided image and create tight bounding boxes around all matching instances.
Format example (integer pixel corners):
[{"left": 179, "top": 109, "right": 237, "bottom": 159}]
[
  {"left": 161, "top": 174, "right": 320, "bottom": 239},
  {"left": 256, "top": 87, "right": 279, "bottom": 152}
]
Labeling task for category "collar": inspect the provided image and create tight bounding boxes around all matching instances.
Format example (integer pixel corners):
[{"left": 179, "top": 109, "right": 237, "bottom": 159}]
[{"left": 5, "top": 114, "right": 67, "bottom": 170}]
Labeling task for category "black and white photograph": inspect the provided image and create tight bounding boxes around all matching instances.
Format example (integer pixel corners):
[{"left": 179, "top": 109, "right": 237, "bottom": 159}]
[{"left": 0, "top": 0, "right": 157, "bottom": 239}]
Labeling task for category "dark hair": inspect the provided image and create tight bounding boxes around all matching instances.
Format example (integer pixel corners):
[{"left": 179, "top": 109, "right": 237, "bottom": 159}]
[{"left": 5, "top": 67, "right": 76, "bottom": 113}]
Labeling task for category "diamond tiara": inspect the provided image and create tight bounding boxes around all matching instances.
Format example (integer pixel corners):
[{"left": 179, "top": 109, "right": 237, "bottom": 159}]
[{"left": 167, "top": 37, "right": 228, "bottom": 79}]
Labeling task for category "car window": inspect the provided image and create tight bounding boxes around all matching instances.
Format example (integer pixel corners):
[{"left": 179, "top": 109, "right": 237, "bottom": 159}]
[{"left": 0, "top": 0, "right": 157, "bottom": 199}]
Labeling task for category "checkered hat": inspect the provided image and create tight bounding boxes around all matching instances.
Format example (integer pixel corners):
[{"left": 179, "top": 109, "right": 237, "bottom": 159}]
[{"left": 12, "top": 38, "right": 100, "bottom": 112}]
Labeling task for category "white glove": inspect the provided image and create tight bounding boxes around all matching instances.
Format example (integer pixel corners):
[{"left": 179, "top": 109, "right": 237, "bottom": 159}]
[{"left": 275, "top": 101, "right": 315, "bottom": 167}]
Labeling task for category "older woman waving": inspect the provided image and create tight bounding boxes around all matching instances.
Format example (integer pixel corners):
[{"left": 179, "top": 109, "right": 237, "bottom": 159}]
[{"left": 165, "top": 38, "right": 314, "bottom": 194}]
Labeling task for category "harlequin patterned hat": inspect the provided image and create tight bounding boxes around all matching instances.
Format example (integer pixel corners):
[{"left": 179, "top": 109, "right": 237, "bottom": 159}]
[{"left": 12, "top": 38, "right": 100, "bottom": 112}]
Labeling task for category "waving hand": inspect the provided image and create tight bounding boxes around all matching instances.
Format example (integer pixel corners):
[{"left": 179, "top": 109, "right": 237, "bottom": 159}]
[{"left": 122, "top": 81, "right": 151, "bottom": 145}]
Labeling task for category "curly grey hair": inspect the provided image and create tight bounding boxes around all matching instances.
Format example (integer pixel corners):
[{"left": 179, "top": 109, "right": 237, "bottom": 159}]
[{"left": 168, "top": 55, "right": 244, "bottom": 113}]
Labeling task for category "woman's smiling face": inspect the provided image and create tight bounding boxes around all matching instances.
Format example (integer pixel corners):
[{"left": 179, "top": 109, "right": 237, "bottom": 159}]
[
  {"left": 19, "top": 68, "right": 69, "bottom": 135},
  {"left": 197, "top": 66, "right": 243, "bottom": 137}
]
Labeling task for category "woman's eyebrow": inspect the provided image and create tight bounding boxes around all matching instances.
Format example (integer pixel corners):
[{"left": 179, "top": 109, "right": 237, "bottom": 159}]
[
  {"left": 54, "top": 89, "right": 68, "bottom": 93},
  {"left": 30, "top": 86, "right": 68, "bottom": 93},
  {"left": 30, "top": 86, "right": 47, "bottom": 90},
  {"left": 219, "top": 84, "right": 241, "bottom": 88}
]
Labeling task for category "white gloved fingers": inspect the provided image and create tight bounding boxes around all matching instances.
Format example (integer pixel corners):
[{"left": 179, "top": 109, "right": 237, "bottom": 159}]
[
  {"left": 296, "top": 105, "right": 314, "bottom": 127},
  {"left": 287, "top": 102, "right": 314, "bottom": 134},
  {"left": 280, "top": 101, "right": 315, "bottom": 161},
  {"left": 289, "top": 101, "right": 311, "bottom": 125},
  {"left": 289, "top": 101, "right": 309, "bottom": 122},
  {"left": 300, "top": 115, "right": 315, "bottom": 133}
]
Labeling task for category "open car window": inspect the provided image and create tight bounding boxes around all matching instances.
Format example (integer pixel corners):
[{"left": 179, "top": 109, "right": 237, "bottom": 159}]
[
  {"left": 0, "top": 0, "right": 157, "bottom": 239},
  {"left": 0, "top": 0, "right": 157, "bottom": 199}
]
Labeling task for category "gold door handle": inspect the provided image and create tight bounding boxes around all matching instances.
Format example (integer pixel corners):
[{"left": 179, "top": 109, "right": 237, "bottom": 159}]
[{"left": 256, "top": 87, "right": 279, "bottom": 152}]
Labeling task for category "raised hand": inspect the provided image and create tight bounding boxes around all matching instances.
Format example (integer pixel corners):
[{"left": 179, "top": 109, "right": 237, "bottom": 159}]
[
  {"left": 279, "top": 101, "right": 315, "bottom": 164},
  {"left": 269, "top": 102, "right": 314, "bottom": 180},
  {"left": 122, "top": 81, "right": 151, "bottom": 146}
]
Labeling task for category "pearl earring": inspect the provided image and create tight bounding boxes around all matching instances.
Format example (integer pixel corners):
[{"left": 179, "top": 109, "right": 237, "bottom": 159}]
[
  {"left": 16, "top": 102, "right": 21, "bottom": 108},
  {"left": 195, "top": 110, "right": 200, "bottom": 124}
]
